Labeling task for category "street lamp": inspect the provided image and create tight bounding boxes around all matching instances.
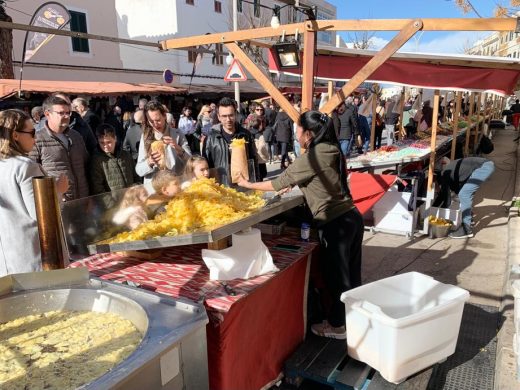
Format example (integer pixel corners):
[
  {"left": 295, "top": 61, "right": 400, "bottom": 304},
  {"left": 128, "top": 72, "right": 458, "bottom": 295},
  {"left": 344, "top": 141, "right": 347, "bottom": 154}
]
[
  {"left": 226, "top": 53, "right": 234, "bottom": 65},
  {"left": 272, "top": 41, "right": 300, "bottom": 69},
  {"left": 271, "top": 3, "right": 317, "bottom": 70}
]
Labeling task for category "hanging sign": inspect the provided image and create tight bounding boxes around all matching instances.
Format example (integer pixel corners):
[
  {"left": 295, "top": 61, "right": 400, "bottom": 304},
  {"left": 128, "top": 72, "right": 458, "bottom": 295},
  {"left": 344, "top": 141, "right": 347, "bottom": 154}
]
[{"left": 224, "top": 59, "right": 247, "bottom": 82}]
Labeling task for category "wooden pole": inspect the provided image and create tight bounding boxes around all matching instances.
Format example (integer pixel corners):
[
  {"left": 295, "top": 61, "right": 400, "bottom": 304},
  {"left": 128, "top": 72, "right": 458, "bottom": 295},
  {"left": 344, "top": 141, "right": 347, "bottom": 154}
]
[
  {"left": 427, "top": 90, "right": 441, "bottom": 193},
  {"left": 327, "top": 81, "right": 334, "bottom": 101},
  {"left": 398, "top": 89, "right": 406, "bottom": 139},
  {"left": 370, "top": 84, "right": 379, "bottom": 151},
  {"left": 441, "top": 91, "right": 449, "bottom": 122},
  {"left": 302, "top": 22, "right": 317, "bottom": 112},
  {"left": 464, "top": 93, "right": 475, "bottom": 156},
  {"left": 473, "top": 93, "right": 482, "bottom": 152},
  {"left": 450, "top": 92, "right": 462, "bottom": 159},
  {"left": 321, "top": 20, "right": 423, "bottom": 114},
  {"left": 225, "top": 42, "right": 299, "bottom": 122}
]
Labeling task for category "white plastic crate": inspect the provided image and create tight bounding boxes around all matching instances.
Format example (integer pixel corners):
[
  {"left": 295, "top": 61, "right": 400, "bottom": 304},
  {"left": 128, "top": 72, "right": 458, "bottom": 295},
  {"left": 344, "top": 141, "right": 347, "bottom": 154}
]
[
  {"left": 372, "top": 187, "right": 414, "bottom": 234},
  {"left": 340, "top": 272, "right": 469, "bottom": 384}
]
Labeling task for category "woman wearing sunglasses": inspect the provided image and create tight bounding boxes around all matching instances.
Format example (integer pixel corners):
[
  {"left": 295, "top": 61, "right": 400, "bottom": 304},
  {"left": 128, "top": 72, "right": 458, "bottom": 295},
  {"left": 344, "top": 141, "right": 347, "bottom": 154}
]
[{"left": 0, "top": 109, "right": 67, "bottom": 276}]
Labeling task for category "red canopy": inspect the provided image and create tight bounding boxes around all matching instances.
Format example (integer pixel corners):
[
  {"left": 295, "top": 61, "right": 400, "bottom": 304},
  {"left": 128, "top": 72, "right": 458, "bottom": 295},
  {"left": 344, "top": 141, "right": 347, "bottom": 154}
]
[
  {"left": 269, "top": 48, "right": 520, "bottom": 95},
  {"left": 350, "top": 172, "right": 397, "bottom": 216}
]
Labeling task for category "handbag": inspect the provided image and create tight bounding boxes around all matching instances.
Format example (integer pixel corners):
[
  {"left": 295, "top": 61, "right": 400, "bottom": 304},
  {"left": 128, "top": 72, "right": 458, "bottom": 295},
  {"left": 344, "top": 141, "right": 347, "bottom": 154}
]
[{"left": 255, "top": 134, "right": 269, "bottom": 163}]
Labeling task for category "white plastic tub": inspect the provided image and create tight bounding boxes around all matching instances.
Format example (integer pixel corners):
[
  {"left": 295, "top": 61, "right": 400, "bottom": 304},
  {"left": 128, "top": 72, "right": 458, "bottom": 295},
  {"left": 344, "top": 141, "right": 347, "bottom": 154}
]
[{"left": 340, "top": 272, "right": 469, "bottom": 383}]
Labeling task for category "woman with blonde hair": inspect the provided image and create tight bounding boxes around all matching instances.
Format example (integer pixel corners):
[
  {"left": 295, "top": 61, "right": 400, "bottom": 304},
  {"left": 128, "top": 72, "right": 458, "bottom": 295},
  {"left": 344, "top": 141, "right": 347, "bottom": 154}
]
[{"left": 0, "top": 109, "right": 67, "bottom": 276}]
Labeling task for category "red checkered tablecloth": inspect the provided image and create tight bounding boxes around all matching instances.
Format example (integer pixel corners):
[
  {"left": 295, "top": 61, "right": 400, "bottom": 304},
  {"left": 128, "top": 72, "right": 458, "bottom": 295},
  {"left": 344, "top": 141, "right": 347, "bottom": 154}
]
[{"left": 71, "top": 236, "right": 315, "bottom": 317}]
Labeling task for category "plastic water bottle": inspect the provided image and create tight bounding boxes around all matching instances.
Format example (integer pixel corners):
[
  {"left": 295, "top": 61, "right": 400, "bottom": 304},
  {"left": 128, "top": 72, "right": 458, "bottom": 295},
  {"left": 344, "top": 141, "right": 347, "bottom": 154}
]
[{"left": 300, "top": 223, "right": 310, "bottom": 242}]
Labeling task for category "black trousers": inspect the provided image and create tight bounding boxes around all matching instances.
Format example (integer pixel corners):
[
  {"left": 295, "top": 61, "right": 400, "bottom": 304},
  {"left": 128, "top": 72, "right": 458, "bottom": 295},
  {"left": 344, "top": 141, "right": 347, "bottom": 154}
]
[{"left": 317, "top": 207, "right": 364, "bottom": 327}]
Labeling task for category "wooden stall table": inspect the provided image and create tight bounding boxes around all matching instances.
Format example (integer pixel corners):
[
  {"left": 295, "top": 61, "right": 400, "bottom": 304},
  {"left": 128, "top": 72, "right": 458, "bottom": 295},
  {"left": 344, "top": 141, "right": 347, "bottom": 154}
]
[{"left": 71, "top": 235, "right": 318, "bottom": 390}]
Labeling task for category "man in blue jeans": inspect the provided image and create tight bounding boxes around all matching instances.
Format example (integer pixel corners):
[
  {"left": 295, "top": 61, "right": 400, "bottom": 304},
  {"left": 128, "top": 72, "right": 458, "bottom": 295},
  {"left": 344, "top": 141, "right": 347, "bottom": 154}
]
[{"left": 433, "top": 157, "right": 495, "bottom": 238}]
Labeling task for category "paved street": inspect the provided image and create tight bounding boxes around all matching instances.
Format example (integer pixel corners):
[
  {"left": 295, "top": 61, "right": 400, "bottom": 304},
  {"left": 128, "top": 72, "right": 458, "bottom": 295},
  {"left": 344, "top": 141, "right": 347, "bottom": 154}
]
[{"left": 267, "top": 126, "right": 519, "bottom": 389}]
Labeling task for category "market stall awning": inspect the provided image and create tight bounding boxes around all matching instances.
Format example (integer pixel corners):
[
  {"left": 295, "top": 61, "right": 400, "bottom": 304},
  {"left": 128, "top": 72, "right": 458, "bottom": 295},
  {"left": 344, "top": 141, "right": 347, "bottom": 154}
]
[
  {"left": 0, "top": 79, "right": 187, "bottom": 99},
  {"left": 269, "top": 47, "right": 520, "bottom": 95}
]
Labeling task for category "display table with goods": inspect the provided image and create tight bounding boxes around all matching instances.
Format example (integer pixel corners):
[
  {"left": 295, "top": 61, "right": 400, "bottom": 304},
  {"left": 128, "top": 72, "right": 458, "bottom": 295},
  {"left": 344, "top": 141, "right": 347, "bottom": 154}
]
[
  {"left": 347, "top": 121, "right": 476, "bottom": 172},
  {"left": 60, "top": 178, "right": 304, "bottom": 257}
]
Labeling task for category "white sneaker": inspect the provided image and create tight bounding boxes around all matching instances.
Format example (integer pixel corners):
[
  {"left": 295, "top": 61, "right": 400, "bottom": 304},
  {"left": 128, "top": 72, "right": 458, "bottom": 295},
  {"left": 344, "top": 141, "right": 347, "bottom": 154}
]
[{"left": 311, "top": 320, "right": 346, "bottom": 340}]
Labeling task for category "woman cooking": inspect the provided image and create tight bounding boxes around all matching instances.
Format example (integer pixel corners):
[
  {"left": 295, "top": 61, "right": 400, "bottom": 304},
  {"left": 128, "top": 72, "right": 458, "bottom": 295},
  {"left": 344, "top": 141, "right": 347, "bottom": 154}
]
[
  {"left": 135, "top": 101, "right": 191, "bottom": 185},
  {"left": 238, "top": 110, "right": 364, "bottom": 339}
]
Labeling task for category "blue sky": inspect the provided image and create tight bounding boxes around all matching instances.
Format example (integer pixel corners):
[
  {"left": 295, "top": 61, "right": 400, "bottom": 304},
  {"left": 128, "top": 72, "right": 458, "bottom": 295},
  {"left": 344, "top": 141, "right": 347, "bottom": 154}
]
[{"left": 328, "top": 0, "right": 498, "bottom": 54}]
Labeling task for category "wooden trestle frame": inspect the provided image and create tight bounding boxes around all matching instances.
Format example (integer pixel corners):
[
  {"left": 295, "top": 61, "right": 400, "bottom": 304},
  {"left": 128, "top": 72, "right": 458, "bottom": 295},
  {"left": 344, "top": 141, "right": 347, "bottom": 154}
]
[{"left": 160, "top": 17, "right": 518, "bottom": 197}]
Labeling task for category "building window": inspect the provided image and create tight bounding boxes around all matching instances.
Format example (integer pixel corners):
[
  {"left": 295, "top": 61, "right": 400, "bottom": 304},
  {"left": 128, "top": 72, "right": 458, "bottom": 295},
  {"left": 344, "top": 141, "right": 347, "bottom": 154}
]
[
  {"left": 215, "top": 43, "right": 224, "bottom": 65},
  {"left": 188, "top": 48, "right": 197, "bottom": 63},
  {"left": 69, "top": 11, "right": 89, "bottom": 53},
  {"left": 214, "top": 0, "right": 222, "bottom": 13},
  {"left": 186, "top": 0, "right": 194, "bottom": 5}
]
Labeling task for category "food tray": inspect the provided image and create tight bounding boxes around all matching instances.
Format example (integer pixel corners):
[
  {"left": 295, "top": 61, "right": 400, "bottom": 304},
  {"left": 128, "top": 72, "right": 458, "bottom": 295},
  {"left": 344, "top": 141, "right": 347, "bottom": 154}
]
[{"left": 85, "top": 191, "right": 304, "bottom": 254}]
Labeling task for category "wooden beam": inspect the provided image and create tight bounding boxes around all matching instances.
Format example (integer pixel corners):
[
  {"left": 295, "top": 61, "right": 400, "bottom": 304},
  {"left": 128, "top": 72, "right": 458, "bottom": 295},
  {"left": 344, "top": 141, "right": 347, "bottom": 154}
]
[
  {"left": 398, "top": 89, "right": 406, "bottom": 139},
  {"left": 450, "top": 92, "right": 462, "bottom": 159},
  {"left": 321, "top": 18, "right": 517, "bottom": 32},
  {"left": 159, "top": 18, "right": 517, "bottom": 51},
  {"left": 162, "top": 23, "right": 305, "bottom": 50},
  {"left": 301, "top": 22, "right": 317, "bottom": 112},
  {"left": 427, "top": 90, "right": 441, "bottom": 193},
  {"left": 370, "top": 84, "right": 379, "bottom": 151},
  {"left": 321, "top": 20, "right": 423, "bottom": 114},
  {"left": 464, "top": 93, "right": 475, "bottom": 156},
  {"left": 225, "top": 42, "right": 299, "bottom": 122}
]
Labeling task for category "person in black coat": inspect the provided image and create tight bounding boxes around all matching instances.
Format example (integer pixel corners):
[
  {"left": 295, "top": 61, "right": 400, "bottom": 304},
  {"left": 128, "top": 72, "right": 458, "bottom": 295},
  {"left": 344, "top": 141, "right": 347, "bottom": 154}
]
[
  {"left": 337, "top": 99, "right": 358, "bottom": 157},
  {"left": 105, "top": 105, "right": 125, "bottom": 150},
  {"left": 274, "top": 109, "right": 293, "bottom": 169},
  {"left": 202, "top": 97, "right": 258, "bottom": 185}
]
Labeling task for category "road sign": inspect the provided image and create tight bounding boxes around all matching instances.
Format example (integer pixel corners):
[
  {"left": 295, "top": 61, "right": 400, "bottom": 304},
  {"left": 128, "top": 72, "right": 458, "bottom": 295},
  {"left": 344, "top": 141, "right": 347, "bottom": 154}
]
[
  {"left": 224, "top": 59, "right": 247, "bottom": 82},
  {"left": 163, "top": 69, "right": 174, "bottom": 84}
]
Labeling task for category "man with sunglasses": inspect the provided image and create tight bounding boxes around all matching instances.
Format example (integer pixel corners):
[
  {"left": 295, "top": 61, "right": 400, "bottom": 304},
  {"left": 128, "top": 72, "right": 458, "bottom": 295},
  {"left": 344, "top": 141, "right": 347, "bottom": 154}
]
[{"left": 29, "top": 95, "right": 89, "bottom": 201}]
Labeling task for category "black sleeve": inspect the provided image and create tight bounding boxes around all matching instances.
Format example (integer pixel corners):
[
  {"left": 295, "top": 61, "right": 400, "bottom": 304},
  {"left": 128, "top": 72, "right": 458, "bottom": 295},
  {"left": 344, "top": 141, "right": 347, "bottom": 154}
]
[{"left": 432, "top": 172, "right": 451, "bottom": 208}]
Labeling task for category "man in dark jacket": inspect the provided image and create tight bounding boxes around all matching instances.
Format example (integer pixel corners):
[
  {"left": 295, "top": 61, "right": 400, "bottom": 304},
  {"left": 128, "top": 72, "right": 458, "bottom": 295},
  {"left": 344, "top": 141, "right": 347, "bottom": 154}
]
[
  {"left": 262, "top": 100, "right": 277, "bottom": 127},
  {"left": 37, "top": 94, "right": 98, "bottom": 155},
  {"left": 433, "top": 157, "right": 495, "bottom": 239},
  {"left": 337, "top": 98, "right": 358, "bottom": 157},
  {"left": 274, "top": 108, "right": 293, "bottom": 169},
  {"left": 30, "top": 95, "right": 89, "bottom": 201},
  {"left": 72, "top": 97, "right": 101, "bottom": 135},
  {"left": 202, "top": 97, "right": 258, "bottom": 185}
]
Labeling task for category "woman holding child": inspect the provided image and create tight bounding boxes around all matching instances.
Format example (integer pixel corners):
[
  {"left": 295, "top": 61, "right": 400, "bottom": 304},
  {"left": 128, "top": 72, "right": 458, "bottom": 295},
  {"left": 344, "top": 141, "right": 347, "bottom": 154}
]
[{"left": 135, "top": 101, "right": 191, "bottom": 184}]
